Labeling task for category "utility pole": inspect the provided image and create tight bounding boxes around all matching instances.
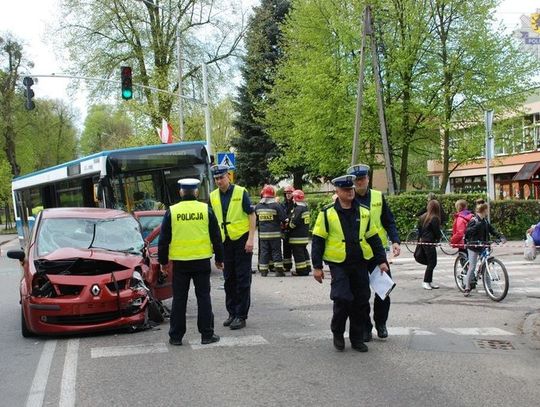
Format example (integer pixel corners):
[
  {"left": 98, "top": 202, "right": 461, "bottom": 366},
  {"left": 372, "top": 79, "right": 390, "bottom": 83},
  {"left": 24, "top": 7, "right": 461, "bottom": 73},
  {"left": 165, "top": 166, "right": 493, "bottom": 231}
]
[
  {"left": 351, "top": 5, "right": 396, "bottom": 194},
  {"left": 485, "top": 110, "right": 494, "bottom": 222},
  {"left": 202, "top": 63, "right": 212, "bottom": 158},
  {"left": 177, "top": 26, "right": 185, "bottom": 140}
]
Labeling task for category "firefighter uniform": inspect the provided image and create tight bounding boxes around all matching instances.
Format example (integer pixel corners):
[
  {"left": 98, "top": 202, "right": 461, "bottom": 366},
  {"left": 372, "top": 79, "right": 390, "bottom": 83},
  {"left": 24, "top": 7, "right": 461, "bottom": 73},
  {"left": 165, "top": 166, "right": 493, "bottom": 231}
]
[
  {"left": 255, "top": 190, "right": 287, "bottom": 277},
  {"left": 288, "top": 192, "right": 311, "bottom": 276},
  {"left": 347, "top": 164, "right": 400, "bottom": 340},
  {"left": 158, "top": 178, "right": 224, "bottom": 346},
  {"left": 210, "top": 164, "right": 255, "bottom": 330},
  {"left": 311, "top": 175, "right": 386, "bottom": 351},
  {"left": 281, "top": 186, "right": 295, "bottom": 271}
]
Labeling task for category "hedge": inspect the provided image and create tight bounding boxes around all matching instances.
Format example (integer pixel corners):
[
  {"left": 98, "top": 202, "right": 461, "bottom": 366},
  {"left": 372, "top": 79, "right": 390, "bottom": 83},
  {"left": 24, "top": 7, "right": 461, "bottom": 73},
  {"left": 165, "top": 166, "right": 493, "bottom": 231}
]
[{"left": 300, "top": 193, "right": 540, "bottom": 241}]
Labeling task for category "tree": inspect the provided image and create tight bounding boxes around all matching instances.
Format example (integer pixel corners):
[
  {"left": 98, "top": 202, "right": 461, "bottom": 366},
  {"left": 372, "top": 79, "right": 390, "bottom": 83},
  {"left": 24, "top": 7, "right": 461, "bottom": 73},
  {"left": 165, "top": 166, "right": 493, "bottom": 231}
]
[
  {"left": 57, "top": 0, "right": 250, "bottom": 131},
  {"left": 232, "top": 0, "right": 290, "bottom": 187},
  {"left": 0, "top": 35, "right": 33, "bottom": 177},
  {"left": 80, "top": 104, "right": 134, "bottom": 155}
]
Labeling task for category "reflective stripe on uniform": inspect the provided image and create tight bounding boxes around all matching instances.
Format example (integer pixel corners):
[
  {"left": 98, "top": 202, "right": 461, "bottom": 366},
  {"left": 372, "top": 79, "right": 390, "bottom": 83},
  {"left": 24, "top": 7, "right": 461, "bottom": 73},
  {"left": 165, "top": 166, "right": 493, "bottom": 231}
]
[{"left": 369, "top": 190, "right": 388, "bottom": 247}]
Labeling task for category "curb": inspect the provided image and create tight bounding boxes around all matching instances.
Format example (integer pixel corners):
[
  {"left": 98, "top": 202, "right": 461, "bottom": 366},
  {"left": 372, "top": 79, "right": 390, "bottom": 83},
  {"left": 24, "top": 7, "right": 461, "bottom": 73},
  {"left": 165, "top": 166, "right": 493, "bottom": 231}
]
[{"left": 521, "top": 310, "right": 540, "bottom": 348}]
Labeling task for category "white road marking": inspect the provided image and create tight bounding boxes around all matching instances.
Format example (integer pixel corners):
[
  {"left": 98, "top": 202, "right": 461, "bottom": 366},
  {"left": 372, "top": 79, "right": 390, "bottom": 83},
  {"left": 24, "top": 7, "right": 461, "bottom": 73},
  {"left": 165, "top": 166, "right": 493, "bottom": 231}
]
[
  {"left": 189, "top": 335, "right": 268, "bottom": 350},
  {"left": 91, "top": 343, "right": 168, "bottom": 358},
  {"left": 26, "top": 340, "right": 57, "bottom": 407},
  {"left": 387, "top": 327, "right": 435, "bottom": 335},
  {"left": 59, "top": 339, "right": 79, "bottom": 407},
  {"left": 441, "top": 327, "right": 515, "bottom": 336}
]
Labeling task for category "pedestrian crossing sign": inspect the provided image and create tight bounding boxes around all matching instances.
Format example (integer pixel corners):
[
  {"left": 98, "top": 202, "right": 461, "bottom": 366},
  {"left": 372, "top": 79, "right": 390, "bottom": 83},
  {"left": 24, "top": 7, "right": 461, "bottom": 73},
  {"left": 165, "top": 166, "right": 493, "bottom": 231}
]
[{"left": 216, "top": 152, "right": 236, "bottom": 170}]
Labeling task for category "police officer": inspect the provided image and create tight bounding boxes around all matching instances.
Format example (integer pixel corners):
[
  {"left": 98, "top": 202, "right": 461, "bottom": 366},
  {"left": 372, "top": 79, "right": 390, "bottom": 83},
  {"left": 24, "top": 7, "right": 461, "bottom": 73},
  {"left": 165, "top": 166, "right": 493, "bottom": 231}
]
[
  {"left": 288, "top": 190, "right": 311, "bottom": 276},
  {"left": 347, "top": 164, "right": 400, "bottom": 341},
  {"left": 281, "top": 185, "right": 295, "bottom": 271},
  {"left": 209, "top": 164, "right": 256, "bottom": 330},
  {"left": 255, "top": 185, "right": 287, "bottom": 277},
  {"left": 157, "top": 178, "right": 224, "bottom": 346},
  {"left": 312, "top": 175, "right": 388, "bottom": 352}
]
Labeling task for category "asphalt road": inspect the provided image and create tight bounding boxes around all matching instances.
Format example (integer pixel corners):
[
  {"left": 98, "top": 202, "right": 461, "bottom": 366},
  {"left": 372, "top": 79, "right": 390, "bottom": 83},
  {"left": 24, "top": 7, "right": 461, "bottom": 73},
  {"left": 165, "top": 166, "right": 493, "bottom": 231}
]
[{"left": 1, "top": 236, "right": 539, "bottom": 407}]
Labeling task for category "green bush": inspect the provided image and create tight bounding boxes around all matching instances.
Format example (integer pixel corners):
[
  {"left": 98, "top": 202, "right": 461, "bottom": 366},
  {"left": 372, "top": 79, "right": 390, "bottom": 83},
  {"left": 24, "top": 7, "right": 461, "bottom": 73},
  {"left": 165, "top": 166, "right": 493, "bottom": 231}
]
[{"left": 302, "top": 192, "right": 539, "bottom": 240}]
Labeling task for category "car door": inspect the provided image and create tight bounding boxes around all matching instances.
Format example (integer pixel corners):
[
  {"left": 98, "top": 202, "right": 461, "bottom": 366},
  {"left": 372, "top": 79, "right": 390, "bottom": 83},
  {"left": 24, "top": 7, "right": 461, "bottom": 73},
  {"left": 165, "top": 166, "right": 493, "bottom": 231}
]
[{"left": 145, "top": 226, "right": 173, "bottom": 300}]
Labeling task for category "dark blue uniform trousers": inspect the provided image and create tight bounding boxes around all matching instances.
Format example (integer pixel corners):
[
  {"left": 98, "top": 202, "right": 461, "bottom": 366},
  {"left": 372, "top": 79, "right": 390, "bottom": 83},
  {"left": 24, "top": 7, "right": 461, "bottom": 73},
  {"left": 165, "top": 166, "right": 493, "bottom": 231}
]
[
  {"left": 169, "top": 263, "right": 214, "bottom": 341},
  {"left": 329, "top": 262, "right": 371, "bottom": 345},
  {"left": 223, "top": 233, "right": 252, "bottom": 319},
  {"left": 367, "top": 259, "right": 392, "bottom": 329}
]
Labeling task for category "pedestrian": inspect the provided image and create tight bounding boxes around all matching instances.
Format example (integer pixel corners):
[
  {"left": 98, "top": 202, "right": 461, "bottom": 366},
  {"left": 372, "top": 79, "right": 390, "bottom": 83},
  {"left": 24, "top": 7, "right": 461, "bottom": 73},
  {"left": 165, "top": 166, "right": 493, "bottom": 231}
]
[
  {"left": 281, "top": 185, "right": 295, "bottom": 272},
  {"left": 450, "top": 199, "right": 473, "bottom": 255},
  {"left": 526, "top": 222, "right": 540, "bottom": 246},
  {"left": 288, "top": 189, "right": 311, "bottom": 276},
  {"left": 417, "top": 199, "right": 442, "bottom": 290},
  {"left": 347, "top": 163, "right": 399, "bottom": 341},
  {"left": 463, "top": 202, "right": 505, "bottom": 296},
  {"left": 209, "top": 164, "right": 256, "bottom": 330},
  {"left": 157, "top": 178, "right": 224, "bottom": 346},
  {"left": 255, "top": 185, "right": 287, "bottom": 277},
  {"left": 312, "top": 175, "right": 388, "bottom": 352}
]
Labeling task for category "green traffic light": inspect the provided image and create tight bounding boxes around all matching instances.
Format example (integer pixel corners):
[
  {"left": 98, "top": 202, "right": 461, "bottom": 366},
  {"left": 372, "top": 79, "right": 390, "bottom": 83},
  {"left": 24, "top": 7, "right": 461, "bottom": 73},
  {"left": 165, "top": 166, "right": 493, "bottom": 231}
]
[{"left": 122, "top": 89, "right": 133, "bottom": 100}]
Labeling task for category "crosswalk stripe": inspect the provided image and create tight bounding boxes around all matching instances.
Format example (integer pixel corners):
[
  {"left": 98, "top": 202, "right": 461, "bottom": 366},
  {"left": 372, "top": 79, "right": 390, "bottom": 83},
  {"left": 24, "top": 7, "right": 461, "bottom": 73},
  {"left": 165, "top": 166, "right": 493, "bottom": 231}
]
[
  {"left": 189, "top": 335, "right": 268, "bottom": 350},
  {"left": 91, "top": 343, "right": 168, "bottom": 358},
  {"left": 440, "top": 327, "right": 514, "bottom": 336}
]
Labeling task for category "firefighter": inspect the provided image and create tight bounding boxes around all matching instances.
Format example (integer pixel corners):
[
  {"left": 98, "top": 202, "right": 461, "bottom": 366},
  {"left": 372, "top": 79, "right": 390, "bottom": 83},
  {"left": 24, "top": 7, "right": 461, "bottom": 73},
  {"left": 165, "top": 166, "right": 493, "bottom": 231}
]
[
  {"left": 347, "top": 163, "right": 400, "bottom": 341},
  {"left": 312, "top": 175, "right": 388, "bottom": 352},
  {"left": 281, "top": 185, "right": 295, "bottom": 271},
  {"left": 255, "top": 185, "right": 287, "bottom": 277},
  {"left": 288, "top": 190, "right": 311, "bottom": 276}
]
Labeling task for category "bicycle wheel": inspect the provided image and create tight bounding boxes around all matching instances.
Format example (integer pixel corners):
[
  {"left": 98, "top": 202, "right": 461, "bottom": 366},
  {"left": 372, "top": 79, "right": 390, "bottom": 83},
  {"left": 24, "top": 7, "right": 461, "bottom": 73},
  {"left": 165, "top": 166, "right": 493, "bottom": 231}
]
[
  {"left": 453, "top": 252, "right": 468, "bottom": 292},
  {"left": 440, "top": 230, "right": 459, "bottom": 256},
  {"left": 482, "top": 258, "right": 509, "bottom": 302},
  {"left": 404, "top": 229, "right": 418, "bottom": 254}
]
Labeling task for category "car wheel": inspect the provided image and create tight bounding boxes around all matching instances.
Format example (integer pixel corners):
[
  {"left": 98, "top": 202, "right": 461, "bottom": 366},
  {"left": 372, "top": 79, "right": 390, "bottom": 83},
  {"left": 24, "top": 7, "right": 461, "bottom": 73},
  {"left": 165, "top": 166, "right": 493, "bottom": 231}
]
[
  {"left": 148, "top": 299, "right": 164, "bottom": 323},
  {"left": 21, "top": 308, "right": 33, "bottom": 338}
]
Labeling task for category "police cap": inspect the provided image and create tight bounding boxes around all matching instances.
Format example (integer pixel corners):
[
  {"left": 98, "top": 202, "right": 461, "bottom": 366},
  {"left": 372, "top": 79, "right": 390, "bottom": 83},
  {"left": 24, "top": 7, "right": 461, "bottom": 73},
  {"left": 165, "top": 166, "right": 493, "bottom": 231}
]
[
  {"left": 210, "top": 164, "right": 229, "bottom": 177},
  {"left": 347, "top": 164, "right": 370, "bottom": 178},
  {"left": 331, "top": 175, "right": 355, "bottom": 189},
  {"left": 177, "top": 178, "right": 200, "bottom": 190}
]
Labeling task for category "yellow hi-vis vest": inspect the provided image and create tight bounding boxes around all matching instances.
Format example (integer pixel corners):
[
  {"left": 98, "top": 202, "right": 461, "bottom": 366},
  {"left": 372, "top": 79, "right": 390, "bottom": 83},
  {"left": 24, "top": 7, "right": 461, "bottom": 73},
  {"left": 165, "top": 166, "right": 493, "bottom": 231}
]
[
  {"left": 369, "top": 189, "right": 389, "bottom": 247},
  {"left": 169, "top": 200, "right": 213, "bottom": 260},
  {"left": 312, "top": 205, "right": 375, "bottom": 263},
  {"left": 210, "top": 185, "right": 250, "bottom": 241}
]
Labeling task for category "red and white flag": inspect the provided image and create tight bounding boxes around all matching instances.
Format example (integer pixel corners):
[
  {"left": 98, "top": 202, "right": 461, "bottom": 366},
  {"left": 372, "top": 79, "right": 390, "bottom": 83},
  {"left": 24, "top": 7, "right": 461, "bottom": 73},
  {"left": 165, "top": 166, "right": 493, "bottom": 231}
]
[{"left": 157, "top": 118, "right": 173, "bottom": 144}]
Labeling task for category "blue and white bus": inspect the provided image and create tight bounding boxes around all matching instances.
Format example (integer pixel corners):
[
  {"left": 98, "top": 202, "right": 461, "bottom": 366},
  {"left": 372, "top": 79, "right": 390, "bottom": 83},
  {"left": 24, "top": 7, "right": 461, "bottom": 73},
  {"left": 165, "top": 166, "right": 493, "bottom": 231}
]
[{"left": 12, "top": 141, "right": 211, "bottom": 245}]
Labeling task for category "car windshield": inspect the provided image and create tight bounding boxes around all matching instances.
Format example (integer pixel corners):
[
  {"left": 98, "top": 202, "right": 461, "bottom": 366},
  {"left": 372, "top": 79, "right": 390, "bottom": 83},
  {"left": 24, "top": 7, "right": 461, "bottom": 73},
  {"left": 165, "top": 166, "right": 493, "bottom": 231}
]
[
  {"left": 138, "top": 215, "right": 163, "bottom": 247},
  {"left": 37, "top": 216, "right": 144, "bottom": 256}
]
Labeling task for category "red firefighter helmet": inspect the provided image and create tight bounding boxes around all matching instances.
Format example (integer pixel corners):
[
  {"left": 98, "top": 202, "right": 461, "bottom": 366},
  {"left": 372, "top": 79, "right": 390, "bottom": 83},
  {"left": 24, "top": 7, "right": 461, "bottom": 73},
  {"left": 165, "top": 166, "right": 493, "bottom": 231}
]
[
  {"left": 292, "top": 189, "right": 305, "bottom": 202},
  {"left": 284, "top": 185, "right": 294, "bottom": 193},
  {"left": 261, "top": 185, "right": 275, "bottom": 198}
]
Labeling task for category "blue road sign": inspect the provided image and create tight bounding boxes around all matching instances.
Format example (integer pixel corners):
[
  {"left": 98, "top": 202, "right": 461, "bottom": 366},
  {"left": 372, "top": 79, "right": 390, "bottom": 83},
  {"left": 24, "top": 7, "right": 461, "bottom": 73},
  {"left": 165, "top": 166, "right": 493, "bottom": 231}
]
[{"left": 216, "top": 152, "right": 236, "bottom": 170}]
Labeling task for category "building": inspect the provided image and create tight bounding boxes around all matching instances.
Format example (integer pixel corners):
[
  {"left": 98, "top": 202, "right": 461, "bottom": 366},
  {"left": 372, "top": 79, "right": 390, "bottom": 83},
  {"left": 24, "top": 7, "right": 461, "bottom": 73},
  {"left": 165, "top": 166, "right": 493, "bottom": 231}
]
[{"left": 427, "top": 91, "right": 540, "bottom": 200}]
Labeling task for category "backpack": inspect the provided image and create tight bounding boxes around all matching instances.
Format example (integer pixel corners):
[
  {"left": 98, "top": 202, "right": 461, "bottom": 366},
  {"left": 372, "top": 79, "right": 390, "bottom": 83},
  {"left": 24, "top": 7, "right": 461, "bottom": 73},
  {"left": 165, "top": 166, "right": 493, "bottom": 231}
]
[{"left": 451, "top": 212, "right": 473, "bottom": 248}]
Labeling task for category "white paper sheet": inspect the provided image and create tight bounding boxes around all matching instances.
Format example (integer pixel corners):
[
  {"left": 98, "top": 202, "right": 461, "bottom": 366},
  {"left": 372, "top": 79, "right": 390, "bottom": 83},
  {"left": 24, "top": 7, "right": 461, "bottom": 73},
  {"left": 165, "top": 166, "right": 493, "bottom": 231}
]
[{"left": 369, "top": 266, "right": 396, "bottom": 299}]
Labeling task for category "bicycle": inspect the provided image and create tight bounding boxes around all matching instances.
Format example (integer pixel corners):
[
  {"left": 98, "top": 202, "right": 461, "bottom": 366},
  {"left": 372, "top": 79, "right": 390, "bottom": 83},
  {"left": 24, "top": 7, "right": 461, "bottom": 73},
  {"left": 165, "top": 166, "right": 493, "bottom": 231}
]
[
  {"left": 404, "top": 228, "right": 458, "bottom": 256},
  {"left": 453, "top": 242, "right": 509, "bottom": 302}
]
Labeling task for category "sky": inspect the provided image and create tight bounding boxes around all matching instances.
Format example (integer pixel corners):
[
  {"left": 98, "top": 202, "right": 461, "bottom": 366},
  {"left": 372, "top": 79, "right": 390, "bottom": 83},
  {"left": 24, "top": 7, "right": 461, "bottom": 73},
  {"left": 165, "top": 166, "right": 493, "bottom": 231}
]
[{"left": 0, "top": 0, "right": 538, "bottom": 126}]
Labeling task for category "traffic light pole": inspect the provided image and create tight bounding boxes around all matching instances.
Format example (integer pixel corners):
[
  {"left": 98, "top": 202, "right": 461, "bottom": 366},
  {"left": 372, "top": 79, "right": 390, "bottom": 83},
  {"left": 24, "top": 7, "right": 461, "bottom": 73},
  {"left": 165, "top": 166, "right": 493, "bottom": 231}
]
[{"left": 27, "top": 73, "right": 201, "bottom": 102}]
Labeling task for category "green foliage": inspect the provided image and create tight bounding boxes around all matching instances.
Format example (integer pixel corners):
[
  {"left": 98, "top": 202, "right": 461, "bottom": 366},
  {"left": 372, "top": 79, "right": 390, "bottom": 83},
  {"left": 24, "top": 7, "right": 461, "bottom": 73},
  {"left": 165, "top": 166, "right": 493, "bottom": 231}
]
[{"left": 79, "top": 104, "right": 134, "bottom": 155}]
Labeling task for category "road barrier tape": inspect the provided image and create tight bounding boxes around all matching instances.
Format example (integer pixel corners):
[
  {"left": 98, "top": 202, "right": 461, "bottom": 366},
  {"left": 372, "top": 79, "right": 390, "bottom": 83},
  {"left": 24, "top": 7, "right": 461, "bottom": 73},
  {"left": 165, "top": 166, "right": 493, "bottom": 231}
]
[{"left": 401, "top": 241, "right": 540, "bottom": 249}]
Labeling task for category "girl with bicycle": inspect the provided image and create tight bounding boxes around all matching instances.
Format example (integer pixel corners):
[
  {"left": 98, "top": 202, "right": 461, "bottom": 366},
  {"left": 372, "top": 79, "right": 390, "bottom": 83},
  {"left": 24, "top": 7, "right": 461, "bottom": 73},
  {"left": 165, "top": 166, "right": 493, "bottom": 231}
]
[
  {"left": 463, "top": 202, "right": 505, "bottom": 297},
  {"left": 418, "top": 200, "right": 442, "bottom": 290}
]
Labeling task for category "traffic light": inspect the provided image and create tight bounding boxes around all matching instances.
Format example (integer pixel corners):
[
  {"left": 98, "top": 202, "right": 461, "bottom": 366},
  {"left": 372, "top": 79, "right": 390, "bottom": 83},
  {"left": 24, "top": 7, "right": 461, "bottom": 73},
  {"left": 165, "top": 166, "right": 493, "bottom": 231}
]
[
  {"left": 23, "top": 76, "right": 35, "bottom": 110},
  {"left": 120, "top": 66, "right": 133, "bottom": 100}
]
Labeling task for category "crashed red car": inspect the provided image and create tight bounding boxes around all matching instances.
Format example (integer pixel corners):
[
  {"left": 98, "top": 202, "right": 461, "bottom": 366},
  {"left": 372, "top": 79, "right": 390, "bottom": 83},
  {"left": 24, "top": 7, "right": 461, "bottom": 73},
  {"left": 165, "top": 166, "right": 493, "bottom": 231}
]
[{"left": 7, "top": 208, "right": 171, "bottom": 337}]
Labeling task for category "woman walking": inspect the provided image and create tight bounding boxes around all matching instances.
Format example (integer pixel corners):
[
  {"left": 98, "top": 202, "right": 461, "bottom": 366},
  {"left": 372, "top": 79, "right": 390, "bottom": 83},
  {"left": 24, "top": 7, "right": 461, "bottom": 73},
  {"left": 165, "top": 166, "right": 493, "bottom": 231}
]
[{"left": 418, "top": 200, "right": 442, "bottom": 290}]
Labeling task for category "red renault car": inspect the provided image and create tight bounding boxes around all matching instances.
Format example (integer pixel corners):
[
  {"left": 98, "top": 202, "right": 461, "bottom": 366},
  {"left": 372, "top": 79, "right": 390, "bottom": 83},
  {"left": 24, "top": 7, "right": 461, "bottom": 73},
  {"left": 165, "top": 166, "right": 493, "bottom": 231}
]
[{"left": 7, "top": 208, "right": 171, "bottom": 337}]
